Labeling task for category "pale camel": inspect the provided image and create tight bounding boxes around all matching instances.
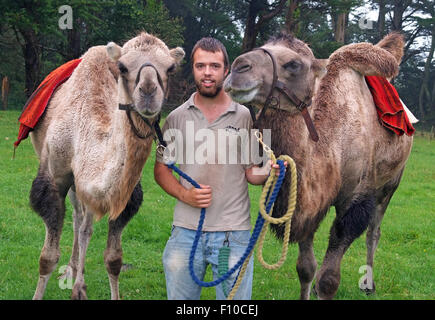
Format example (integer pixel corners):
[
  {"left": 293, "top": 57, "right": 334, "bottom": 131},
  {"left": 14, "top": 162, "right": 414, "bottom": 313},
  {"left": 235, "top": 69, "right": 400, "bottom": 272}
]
[
  {"left": 224, "top": 33, "right": 413, "bottom": 299},
  {"left": 29, "top": 32, "right": 184, "bottom": 300}
]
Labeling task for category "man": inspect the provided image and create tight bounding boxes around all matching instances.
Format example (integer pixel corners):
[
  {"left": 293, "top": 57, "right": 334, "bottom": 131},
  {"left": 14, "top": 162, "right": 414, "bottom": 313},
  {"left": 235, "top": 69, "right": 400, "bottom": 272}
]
[{"left": 154, "top": 37, "right": 283, "bottom": 300}]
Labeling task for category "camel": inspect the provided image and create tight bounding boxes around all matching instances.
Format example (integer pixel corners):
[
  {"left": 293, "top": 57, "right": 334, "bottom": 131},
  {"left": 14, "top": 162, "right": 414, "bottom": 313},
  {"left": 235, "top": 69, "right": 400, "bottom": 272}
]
[
  {"left": 29, "top": 32, "right": 184, "bottom": 300},
  {"left": 224, "top": 33, "right": 413, "bottom": 299}
]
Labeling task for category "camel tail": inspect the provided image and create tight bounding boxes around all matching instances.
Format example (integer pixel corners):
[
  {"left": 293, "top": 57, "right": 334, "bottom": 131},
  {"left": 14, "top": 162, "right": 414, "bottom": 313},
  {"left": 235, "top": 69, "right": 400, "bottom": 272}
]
[{"left": 376, "top": 32, "right": 405, "bottom": 64}]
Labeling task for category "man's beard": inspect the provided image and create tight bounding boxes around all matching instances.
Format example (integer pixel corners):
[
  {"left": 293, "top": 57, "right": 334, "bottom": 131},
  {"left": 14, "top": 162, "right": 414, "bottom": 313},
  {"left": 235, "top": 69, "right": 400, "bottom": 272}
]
[{"left": 195, "top": 79, "right": 224, "bottom": 98}]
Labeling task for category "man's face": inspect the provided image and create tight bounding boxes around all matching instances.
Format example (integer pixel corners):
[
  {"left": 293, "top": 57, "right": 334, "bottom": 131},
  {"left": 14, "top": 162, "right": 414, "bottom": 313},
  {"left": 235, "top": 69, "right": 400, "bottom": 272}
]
[{"left": 192, "top": 48, "right": 228, "bottom": 98}]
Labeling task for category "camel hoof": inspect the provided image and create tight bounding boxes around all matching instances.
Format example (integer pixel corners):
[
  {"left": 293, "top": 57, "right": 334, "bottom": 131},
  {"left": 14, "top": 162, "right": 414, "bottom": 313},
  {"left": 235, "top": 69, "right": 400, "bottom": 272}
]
[
  {"left": 360, "top": 280, "right": 376, "bottom": 295},
  {"left": 71, "top": 283, "right": 88, "bottom": 300}
]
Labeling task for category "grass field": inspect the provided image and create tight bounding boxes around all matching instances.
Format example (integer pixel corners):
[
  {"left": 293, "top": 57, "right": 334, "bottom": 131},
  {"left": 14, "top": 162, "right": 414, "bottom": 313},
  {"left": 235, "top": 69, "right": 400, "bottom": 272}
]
[{"left": 0, "top": 110, "right": 433, "bottom": 300}]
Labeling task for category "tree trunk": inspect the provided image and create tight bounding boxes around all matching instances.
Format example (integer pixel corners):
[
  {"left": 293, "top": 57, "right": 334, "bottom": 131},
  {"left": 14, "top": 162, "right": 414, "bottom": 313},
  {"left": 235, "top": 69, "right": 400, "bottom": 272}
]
[
  {"left": 241, "top": 0, "right": 287, "bottom": 53},
  {"left": 241, "top": 1, "right": 262, "bottom": 53},
  {"left": 2, "top": 76, "right": 9, "bottom": 110},
  {"left": 334, "top": 12, "right": 347, "bottom": 43},
  {"left": 285, "top": 0, "right": 300, "bottom": 35},
  {"left": 431, "top": 80, "right": 435, "bottom": 111},
  {"left": 418, "top": 24, "right": 435, "bottom": 120},
  {"left": 391, "top": 0, "right": 411, "bottom": 31},
  {"left": 20, "top": 29, "right": 41, "bottom": 98},
  {"left": 377, "top": 0, "right": 386, "bottom": 41},
  {"left": 66, "top": 18, "right": 82, "bottom": 60}
]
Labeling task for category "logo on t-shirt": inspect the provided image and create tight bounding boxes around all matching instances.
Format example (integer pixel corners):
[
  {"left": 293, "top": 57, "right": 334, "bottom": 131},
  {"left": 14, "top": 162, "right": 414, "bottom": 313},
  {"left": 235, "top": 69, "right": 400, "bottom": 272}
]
[{"left": 224, "top": 125, "right": 240, "bottom": 134}]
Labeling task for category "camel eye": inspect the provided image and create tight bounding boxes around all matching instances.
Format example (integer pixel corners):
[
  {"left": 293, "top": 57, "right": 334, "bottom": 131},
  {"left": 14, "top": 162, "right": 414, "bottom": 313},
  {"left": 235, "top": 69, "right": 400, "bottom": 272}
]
[
  {"left": 167, "top": 64, "right": 176, "bottom": 74},
  {"left": 118, "top": 62, "right": 128, "bottom": 74},
  {"left": 283, "top": 60, "right": 301, "bottom": 73}
]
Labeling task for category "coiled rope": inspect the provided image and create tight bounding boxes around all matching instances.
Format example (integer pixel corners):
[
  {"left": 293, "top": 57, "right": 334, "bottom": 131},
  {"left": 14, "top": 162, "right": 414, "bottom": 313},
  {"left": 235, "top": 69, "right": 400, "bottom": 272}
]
[{"left": 226, "top": 132, "right": 297, "bottom": 300}]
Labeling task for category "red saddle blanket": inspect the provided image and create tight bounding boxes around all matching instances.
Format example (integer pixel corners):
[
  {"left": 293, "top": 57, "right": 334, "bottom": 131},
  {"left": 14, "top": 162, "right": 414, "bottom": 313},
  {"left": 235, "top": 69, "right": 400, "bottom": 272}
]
[
  {"left": 14, "top": 58, "right": 82, "bottom": 148},
  {"left": 365, "top": 75, "right": 415, "bottom": 136}
]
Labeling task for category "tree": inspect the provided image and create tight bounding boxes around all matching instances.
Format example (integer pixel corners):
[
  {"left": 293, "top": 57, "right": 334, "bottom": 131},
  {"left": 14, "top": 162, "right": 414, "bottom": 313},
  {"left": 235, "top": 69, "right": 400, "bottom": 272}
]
[
  {"left": 0, "top": 0, "right": 184, "bottom": 106},
  {"left": 2, "top": 1, "right": 59, "bottom": 97},
  {"left": 327, "top": 0, "right": 361, "bottom": 44},
  {"left": 240, "top": 0, "right": 287, "bottom": 52},
  {"left": 163, "top": 0, "right": 242, "bottom": 76},
  {"left": 415, "top": 0, "right": 435, "bottom": 121},
  {"left": 285, "top": 0, "right": 301, "bottom": 34}
]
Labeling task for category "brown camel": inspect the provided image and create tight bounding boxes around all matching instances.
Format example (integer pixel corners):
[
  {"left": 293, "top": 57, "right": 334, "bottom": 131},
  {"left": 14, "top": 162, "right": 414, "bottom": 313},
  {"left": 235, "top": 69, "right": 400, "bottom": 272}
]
[
  {"left": 29, "top": 32, "right": 184, "bottom": 300},
  {"left": 224, "top": 33, "right": 413, "bottom": 299}
]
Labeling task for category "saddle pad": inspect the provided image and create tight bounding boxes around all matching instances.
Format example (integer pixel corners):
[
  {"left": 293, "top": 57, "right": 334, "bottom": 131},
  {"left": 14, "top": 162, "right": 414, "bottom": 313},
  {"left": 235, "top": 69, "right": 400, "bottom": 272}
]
[
  {"left": 365, "top": 75, "right": 415, "bottom": 136},
  {"left": 14, "top": 58, "right": 82, "bottom": 148}
]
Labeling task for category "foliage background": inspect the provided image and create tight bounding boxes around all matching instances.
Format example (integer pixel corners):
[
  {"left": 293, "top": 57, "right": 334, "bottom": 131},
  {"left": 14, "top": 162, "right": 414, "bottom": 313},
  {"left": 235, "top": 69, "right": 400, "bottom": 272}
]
[{"left": 0, "top": 0, "right": 434, "bottom": 126}]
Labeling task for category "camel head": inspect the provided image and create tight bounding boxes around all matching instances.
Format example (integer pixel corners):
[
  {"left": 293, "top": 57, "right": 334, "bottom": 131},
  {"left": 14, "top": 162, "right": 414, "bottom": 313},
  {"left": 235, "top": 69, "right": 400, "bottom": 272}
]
[
  {"left": 224, "top": 33, "right": 327, "bottom": 114},
  {"left": 107, "top": 32, "right": 185, "bottom": 118}
]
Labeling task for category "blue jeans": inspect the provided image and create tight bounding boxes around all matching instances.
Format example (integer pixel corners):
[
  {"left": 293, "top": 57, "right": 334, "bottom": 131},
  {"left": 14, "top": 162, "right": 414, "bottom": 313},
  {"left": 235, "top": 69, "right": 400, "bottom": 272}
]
[{"left": 162, "top": 226, "right": 253, "bottom": 300}]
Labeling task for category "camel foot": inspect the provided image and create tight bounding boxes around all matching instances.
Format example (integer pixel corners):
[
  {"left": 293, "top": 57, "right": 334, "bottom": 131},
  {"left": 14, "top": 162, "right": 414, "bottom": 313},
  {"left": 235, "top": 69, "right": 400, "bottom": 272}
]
[
  {"left": 360, "top": 279, "right": 376, "bottom": 295},
  {"left": 71, "top": 282, "right": 88, "bottom": 300}
]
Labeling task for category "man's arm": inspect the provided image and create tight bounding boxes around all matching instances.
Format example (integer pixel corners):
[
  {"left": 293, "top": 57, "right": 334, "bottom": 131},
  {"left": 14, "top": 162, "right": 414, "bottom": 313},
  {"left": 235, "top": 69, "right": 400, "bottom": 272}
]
[{"left": 154, "top": 161, "right": 212, "bottom": 208}]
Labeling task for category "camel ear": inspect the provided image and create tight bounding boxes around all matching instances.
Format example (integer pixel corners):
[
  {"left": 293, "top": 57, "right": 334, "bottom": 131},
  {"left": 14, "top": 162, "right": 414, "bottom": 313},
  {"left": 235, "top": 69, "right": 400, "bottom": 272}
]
[
  {"left": 107, "top": 42, "right": 122, "bottom": 62},
  {"left": 312, "top": 59, "right": 328, "bottom": 78},
  {"left": 170, "top": 47, "right": 185, "bottom": 65}
]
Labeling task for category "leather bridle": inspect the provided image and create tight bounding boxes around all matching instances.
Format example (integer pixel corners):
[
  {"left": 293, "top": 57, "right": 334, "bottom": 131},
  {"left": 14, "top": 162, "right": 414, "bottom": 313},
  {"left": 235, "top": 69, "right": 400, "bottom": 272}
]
[
  {"left": 118, "top": 62, "right": 167, "bottom": 141},
  {"left": 252, "top": 47, "right": 319, "bottom": 142}
]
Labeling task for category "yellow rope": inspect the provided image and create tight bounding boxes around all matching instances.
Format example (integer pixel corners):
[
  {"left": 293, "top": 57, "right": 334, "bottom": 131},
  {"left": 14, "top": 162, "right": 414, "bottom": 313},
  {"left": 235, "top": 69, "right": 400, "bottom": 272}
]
[{"left": 227, "top": 131, "right": 297, "bottom": 299}]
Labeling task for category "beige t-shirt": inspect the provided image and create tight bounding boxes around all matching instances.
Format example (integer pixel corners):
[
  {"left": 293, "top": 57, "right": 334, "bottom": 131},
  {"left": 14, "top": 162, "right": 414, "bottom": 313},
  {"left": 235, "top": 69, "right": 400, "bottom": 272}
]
[{"left": 156, "top": 93, "right": 262, "bottom": 231}]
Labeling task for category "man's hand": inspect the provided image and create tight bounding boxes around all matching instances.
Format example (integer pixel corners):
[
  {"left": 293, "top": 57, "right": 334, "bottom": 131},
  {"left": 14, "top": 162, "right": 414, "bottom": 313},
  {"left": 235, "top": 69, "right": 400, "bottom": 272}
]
[
  {"left": 180, "top": 184, "right": 212, "bottom": 208},
  {"left": 271, "top": 160, "right": 288, "bottom": 177},
  {"left": 245, "top": 160, "right": 288, "bottom": 185}
]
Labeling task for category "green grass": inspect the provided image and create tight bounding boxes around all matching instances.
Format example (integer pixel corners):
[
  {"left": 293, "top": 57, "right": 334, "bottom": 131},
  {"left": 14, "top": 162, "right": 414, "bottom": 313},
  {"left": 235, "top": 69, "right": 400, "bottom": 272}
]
[{"left": 0, "top": 110, "right": 433, "bottom": 300}]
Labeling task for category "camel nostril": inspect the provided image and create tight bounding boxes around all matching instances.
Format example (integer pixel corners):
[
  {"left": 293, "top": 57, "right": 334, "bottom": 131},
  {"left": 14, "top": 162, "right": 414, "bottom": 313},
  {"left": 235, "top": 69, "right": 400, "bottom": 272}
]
[{"left": 235, "top": 64, "right": 252, "bottom": 73}]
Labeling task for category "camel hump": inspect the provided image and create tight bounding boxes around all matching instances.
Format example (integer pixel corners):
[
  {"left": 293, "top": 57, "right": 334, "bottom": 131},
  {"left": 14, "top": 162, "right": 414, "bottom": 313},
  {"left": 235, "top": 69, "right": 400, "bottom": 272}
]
[
  {"left": 327, "top": 34, "right": 402, "bottom": 79},
  {"left": 375, "top": 32, "right": 405, "bottom": 64}
]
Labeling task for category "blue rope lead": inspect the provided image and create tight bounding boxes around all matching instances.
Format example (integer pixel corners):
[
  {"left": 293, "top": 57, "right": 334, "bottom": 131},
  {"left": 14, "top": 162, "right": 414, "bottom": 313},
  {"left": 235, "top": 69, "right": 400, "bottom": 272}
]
[{"left": 167, "top": 160, "right": 286, "bottom": 289}]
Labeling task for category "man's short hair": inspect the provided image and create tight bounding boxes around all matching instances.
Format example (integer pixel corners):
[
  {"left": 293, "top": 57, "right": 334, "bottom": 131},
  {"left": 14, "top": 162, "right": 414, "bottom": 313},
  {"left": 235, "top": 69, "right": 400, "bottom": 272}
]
[{"left": 191, "top": 37, "right": 230, "bottom": 71}]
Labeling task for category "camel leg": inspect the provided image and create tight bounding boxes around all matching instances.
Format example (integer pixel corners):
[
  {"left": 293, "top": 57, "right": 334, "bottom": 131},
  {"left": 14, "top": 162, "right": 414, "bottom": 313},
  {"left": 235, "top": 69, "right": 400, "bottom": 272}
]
[
  {"left": 316, "top": 194, "right": 376, "bottom": 299},
  {"left": 364, "top": 170, "right": 404, "bottom": 294},
  {"left": 104, "top": 182, "right": 143, "bottom": 300},
  {"left": 58, "top": 189, "right": 83, "bottom": 282},
  {"left": 71, "top": 206, "right": 93, "bottom": 300},
  {"left": 30, "top": 171, "right": 67, "bottom": 300},
  {"left": 296, "top": 234, "right": 317, "bottom": 300}
]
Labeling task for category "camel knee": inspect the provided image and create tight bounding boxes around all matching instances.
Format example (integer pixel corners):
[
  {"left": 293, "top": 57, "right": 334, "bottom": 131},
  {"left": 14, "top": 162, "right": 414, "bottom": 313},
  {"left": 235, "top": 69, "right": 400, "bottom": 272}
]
[
  {"left": 104, "top": 250, "right": 123, "bottom": 277},
  {"left": 39, "top": 250, "right": 60, "bottom": 276}
]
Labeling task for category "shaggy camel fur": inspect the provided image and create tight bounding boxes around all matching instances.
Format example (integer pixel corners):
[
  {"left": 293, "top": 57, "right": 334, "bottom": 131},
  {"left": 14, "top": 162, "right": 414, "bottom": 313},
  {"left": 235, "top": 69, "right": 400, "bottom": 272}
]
[
  {"left": 224, "top": 33, "right": 413, "bottom": 299},
  {"left": 29, "top": 32, "right": 184, "bottom": 300}
]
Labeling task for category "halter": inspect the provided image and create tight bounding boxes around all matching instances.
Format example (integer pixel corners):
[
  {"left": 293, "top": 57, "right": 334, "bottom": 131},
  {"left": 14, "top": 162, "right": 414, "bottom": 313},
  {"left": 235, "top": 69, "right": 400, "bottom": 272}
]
[
  {"left": 251, "top": 47, "right": 319, "bottom": 142},
  {"left": 118, "top": 62, "right": 167, "bottom": 140}
]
